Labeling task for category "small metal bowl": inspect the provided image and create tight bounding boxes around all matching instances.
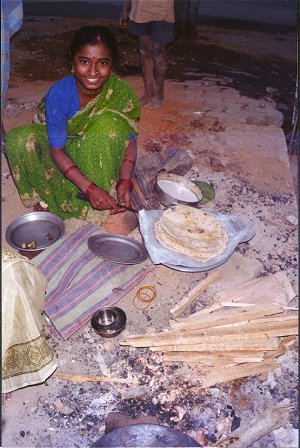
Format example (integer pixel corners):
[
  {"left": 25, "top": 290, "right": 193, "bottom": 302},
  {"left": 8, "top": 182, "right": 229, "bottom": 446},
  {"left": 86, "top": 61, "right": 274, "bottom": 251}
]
[
  {"left": 154, "top": 173, "right": 203, "bottom": 208},
  {"left": 91, "top": 307, "right": 126, "bottom": 338}
]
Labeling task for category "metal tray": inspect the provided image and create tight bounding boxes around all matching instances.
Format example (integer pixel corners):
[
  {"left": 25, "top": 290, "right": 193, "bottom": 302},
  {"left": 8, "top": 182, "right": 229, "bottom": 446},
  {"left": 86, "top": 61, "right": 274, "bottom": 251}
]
[
  {"left": 88, "top": 234, "right": 148, "bottom": 264},
  {"left": 5, "top": 212, "right": 65, "bottom": 252},
  {"left": 93, "top": 423, "right": 200, "bottom": 447}
]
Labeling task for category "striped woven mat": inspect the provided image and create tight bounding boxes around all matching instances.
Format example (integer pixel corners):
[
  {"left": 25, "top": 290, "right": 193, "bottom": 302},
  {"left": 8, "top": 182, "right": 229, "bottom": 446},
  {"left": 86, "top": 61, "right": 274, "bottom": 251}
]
[
  {"left": 31, "top": 148, "right": 192, "bottom": 338},
  {"left": 32, "top": 224, "right": 154, "bottom": 339}
]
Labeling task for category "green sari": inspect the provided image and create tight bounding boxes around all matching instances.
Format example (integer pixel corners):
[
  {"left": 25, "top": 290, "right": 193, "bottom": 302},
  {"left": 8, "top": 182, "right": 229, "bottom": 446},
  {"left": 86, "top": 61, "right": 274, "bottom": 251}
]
[{"left": 6, "top": 74, "right": 140, "bottom": 225}]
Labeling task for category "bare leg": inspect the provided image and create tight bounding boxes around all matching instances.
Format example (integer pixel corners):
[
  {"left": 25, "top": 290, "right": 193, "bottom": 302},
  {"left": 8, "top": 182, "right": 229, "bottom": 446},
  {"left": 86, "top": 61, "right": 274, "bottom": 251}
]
[
  {"left": 139, "top": 35, "right": 154, "bottom": 106},
  {"left": 145, "top": 42, "right": 166, "bottom": 110}
]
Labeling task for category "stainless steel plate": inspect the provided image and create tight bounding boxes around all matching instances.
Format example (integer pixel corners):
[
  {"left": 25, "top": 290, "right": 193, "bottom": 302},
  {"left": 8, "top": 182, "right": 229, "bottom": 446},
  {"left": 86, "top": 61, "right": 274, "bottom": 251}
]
[
  {"left": 88, "top": 234, "right": 148, "bottom": 264},
  {"left": 163, "top": 255, "right": 230, "bottom": 272},
  {"left": 93, "top": 424, "right": 200, "bottom": 447},
  {"left": 5, "top": 212, "right": 65, "bottom": 252}
]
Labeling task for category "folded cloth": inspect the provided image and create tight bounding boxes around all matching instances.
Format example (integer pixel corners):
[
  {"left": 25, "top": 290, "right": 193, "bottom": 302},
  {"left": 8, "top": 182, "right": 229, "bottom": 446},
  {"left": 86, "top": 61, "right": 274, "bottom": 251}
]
[
  {"left": 131, "top": 147, "right": 193, "bottom": 210},
  {"left": 32, "top": 224, "right": 154, "bottom": 339},
  {"left": 2, "top": 247, "right": 57, "bottom": 393}
]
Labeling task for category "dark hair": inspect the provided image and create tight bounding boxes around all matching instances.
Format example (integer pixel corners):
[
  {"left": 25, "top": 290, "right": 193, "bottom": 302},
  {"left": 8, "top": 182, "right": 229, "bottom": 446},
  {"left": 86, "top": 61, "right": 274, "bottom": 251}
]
[{"left": 69, "top": 25, "right": 119, "bottom": 65}]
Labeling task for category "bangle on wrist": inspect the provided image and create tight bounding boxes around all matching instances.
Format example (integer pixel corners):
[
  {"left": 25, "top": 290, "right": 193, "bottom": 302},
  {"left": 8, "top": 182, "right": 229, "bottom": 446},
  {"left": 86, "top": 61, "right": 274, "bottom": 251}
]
[
  {"left": 63, "top": 163, "right": 77, "bottom": 177},
  {"left": 117, "top": 178, "right": 133, "bottom": 191},
  {"left": 123, "top": 158, "right": 135, "bottom": 166},
  {"left": 85, "top": 182, "right": 98, "bottom": 197}
]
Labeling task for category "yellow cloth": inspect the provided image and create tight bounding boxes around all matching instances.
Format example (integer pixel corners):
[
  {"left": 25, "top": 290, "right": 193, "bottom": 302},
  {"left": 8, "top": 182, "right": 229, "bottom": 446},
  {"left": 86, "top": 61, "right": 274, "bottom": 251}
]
[
  {"left": 2, "top": 247, "right": 57, "bottom": 393},
  {"left": 130, "top": 0, "right": 175, "bottom": 23}
]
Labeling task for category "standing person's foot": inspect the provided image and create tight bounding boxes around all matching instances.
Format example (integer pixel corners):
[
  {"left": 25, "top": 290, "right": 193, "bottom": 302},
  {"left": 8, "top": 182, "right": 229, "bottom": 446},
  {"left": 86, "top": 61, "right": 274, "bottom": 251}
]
[
  {"left": 144, "top": 97, "right": 163, "bottom": 109},
  {"left": 139, "top": 94, "right": 153, "bottom": 106}
]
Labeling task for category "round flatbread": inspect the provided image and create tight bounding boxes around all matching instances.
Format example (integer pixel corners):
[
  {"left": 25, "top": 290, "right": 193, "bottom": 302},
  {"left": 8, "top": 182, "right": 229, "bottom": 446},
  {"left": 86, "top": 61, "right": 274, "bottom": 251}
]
[{"left": 154, "top": 206, "right": 228, "bottom": 262}]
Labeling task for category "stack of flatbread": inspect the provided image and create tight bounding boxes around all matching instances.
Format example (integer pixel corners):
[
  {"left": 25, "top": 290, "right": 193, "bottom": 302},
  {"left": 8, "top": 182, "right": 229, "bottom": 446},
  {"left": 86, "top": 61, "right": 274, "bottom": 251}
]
[{"left": 154, "top": 206, "right": 228, "bottom": 262}]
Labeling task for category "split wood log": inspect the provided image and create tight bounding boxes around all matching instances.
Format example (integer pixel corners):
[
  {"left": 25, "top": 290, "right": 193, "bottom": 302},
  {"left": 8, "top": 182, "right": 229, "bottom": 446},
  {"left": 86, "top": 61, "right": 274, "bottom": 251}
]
[
  {"left": 172, "top": 303, "right": 284, "bottom": 325},
  {"left": 53, "top": 372, "right": 135, "bottom": 384},
  {"left": 150, "top": 337, "right": 279, "bottom": 353},
  {"left": 170, "top": 269, "right": 221, "bottom": 318},
  {"left": 213, "top": 271, "right": 296, "bottom": 307},
  {"left": 213, "top": 402, "right": 292, "bottom": 448},
  {"left": 163, "top": 349, "right": 273, "bottom": 359},
  {"left": 276, "top": 334, "right": 297, "bottom": 354},
  {"left": 169, "top": 304, "right": 284, "bottom": 331},
  {"left": 173, "top": 296, "right": 242, "bottom": 322},
  {"left": 208, "top": 314, "right": 298, "bottom": 329},
  {"left": 162, "top": 352, "right": 265, "bottom": 364},
  {"left": 121, "top": 326, "right": 298, "bottom": 350},
  {"left": 200, "top": 360, "right": 278, "bottom": 388},
  {"left": 120, "top": 315, "right": 297, "bottom": 347}
]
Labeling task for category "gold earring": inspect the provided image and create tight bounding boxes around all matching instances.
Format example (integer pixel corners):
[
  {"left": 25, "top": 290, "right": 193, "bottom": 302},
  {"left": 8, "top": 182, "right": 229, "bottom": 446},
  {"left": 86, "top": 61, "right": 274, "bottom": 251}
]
[{"left": 71, "top": 65, "right": 74, "bottom": 74}]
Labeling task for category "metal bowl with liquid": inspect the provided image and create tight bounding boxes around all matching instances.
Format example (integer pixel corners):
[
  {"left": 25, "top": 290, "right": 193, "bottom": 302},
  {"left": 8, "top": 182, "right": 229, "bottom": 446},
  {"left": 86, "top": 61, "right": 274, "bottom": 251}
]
[{"left": 154, "top": 173, "right": 203, "bottom": 207}]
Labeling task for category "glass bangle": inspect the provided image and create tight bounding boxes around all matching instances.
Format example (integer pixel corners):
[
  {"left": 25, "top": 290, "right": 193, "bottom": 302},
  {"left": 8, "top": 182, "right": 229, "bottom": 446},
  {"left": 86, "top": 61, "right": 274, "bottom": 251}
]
[
  {"left": 85, "top": 182, "right": 98, "bottom": 196},
  {"left": 63, "top": 164, "right": 77, "bottom": 177}
]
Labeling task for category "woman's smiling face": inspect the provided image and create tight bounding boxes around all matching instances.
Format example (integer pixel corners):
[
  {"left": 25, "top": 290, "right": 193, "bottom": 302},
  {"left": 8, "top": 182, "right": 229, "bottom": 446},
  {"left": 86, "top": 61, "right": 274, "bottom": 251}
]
[{"left": 73, "top": 43, "right": 113, "bottom": 93}]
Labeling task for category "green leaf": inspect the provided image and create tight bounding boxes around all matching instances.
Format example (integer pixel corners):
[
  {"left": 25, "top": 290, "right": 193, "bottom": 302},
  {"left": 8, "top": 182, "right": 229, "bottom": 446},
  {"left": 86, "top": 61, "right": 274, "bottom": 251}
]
[{"left": 193, "top": 181, "right": 215, "bottom": 205}]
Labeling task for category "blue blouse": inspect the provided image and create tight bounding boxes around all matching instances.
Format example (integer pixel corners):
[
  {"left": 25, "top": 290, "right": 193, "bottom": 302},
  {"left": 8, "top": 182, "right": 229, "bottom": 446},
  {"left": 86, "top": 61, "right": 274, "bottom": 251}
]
[
  {"left": 45, "top": 75, "right": 136, "bottom": 147},
  {"left": 45, "top": 75, "right": 80, "bottom": 147}
]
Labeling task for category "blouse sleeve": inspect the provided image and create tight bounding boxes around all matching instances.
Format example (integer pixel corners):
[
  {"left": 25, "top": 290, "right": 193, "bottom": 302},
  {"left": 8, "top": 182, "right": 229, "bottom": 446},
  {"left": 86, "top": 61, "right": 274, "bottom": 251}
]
[
  {"left": 45, "top": 89, "right": 69, "bottom": 147},
  {"left": 45, "top": 77, "right": 80, "bottom": 148}
]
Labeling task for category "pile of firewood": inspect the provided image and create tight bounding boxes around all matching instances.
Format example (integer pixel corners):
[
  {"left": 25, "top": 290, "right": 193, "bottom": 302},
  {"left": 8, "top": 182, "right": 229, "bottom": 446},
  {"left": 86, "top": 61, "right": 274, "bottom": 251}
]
[{"left": 121, "top": 271, "right": 298, "bottom": 388}]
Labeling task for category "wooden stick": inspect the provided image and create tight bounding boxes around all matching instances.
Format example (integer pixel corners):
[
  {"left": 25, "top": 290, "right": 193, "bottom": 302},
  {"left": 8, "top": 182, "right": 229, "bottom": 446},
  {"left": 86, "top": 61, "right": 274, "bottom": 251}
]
[
  {"left": 214, "top": 402, "right": 292, "bottom": 447},
  {"left": 162, "top": 353, "right": 264, "bottom": 364},
  {"left": 120, "top": 315, "right": 297, "bottom": 346},
  {"left": 220, "top": 302, "right": 256, "bottom": 307},
  {"left": 169, "top": 305, "right": 284, "bottom": 331},
  {"left": 173, "top": 295, "right": 241, "bottom": 322},
  {"left": 53, "top": 372, "right": 135, "bottom": 384},
  {"left": 200, "top": 360, "right": 277, "bottom": 388},
  {"left": 150, "top": 338, "right": 279, "bottom": 353},
  {"left": 209, "top": 314, "right": 297, "bottom": 329},
  {"left": 121, "top": 327, "right": 297, "bottom": 348},
  {"left": 170, "top": 269, "right": 221, "bottom": 318},
  {"left": 172, "top": 303, "right": 283, "bottom": 325}
]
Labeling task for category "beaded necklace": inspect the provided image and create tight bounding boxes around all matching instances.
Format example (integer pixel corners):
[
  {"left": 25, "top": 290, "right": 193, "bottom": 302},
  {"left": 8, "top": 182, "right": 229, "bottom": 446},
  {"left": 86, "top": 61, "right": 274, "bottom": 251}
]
[{"left": 77, "top": 82, "right": 101, "bottom": 96}]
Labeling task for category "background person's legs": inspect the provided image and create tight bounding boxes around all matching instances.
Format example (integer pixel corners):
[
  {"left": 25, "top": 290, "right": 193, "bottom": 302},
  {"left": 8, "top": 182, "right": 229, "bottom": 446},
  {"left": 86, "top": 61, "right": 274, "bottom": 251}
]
[
  {"left": 146, "top": 41, "right": 166, "bottom": 109},
  {"left": 139, "top": 35, "right": 154, "bottom": 106},
  {"left": 139, "top": 37, "right": 166, "bottom": 109}
]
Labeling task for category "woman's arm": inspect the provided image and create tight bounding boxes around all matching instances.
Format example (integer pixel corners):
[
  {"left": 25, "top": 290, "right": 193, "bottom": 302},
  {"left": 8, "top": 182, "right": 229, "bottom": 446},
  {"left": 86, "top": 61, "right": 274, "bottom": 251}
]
[
  {"left": 115, "top": 138, "right": 137, "bottom": 209},
  {"left": 119, "top": 137, "right": 137, "bottom": 181},
  {"left": 50, "top": 147, "right": 118, "bottom": 211}
]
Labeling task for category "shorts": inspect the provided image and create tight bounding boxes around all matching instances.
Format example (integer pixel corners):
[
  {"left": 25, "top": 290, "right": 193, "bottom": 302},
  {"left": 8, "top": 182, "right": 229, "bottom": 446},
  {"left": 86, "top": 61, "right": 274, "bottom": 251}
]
[{"left": 129, "top": 21, "right": 175, "bottom": 44}]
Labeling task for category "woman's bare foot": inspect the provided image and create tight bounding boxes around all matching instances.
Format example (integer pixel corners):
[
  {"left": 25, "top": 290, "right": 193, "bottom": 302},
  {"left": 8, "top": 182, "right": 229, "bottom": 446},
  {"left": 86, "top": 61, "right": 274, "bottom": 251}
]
[
  {"left": 33, "top": 201, "right": 49, "bottom": 212},
  {"left": 144, "top": 97, "right": 163, "bottom": 110}
]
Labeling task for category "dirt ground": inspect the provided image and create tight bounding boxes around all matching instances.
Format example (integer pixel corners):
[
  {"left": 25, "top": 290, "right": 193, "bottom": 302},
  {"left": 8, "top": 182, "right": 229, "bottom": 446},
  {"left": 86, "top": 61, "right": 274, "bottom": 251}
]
[{"left": 1, "top": 16, "right": 298, "bottom": 448}]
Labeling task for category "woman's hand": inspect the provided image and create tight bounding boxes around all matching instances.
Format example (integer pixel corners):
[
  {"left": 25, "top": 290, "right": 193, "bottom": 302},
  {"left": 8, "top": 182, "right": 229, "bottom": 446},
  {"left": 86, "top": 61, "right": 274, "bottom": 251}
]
[
  {"left": 108, "top": 181, "right": 132, "bottom": 215},
  {"left": 86, "top": 183, "right": 118, "bottom": 211},
  {"left": 117, "top": 182, "right": 132, "bottom": 208}
]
